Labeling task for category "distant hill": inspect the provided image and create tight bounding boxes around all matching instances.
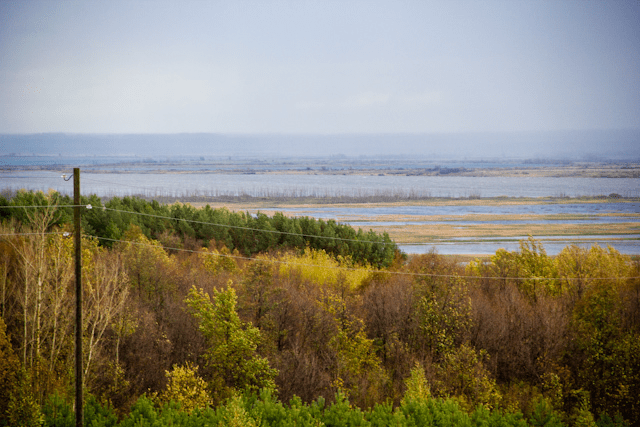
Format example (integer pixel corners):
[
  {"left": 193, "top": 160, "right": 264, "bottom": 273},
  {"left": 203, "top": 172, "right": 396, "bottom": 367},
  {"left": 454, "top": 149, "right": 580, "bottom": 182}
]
[{"left": 2, "top": 130, "right": 639, "bottom": 161}]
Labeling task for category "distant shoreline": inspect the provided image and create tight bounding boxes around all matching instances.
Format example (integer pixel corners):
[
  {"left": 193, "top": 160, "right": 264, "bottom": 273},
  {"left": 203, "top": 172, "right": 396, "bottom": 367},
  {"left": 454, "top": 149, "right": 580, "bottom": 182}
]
[
  {"left": 2, "top": 162, "right": 639, "bottom": 178},
  {"left": 261, "top": 164, "right": 640, "bottom": 178},
  {"left": 185, "top": 196, "right": 640, "bottom": 210}
]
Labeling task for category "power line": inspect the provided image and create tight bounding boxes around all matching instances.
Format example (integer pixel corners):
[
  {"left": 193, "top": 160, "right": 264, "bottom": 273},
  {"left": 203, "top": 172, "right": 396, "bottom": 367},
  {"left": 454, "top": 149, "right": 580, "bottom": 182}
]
[
  {"left": 0, "top": 175, "right": 64, "bottom": 179},
  {"left": 100, "top": 206, "right": 393, "bottom": 246},
  {"left": 0, "top": 205, "right": 85, "bottom": 209},
  {"left": 2, "top": 201, "right": 395, "bottom": 247},
  {"left": 0, "top": 232, "right": 70, "bottom": 237},
  {"left": 3, "top": 203, "right": 639, "bottom": 252},
  {"left": 97, "top": 206, "right": 640, "bottom": 248},
  {"left": 87, "top": 233, "right": 640, "bottom": 281},
  {"left": 2, "top": 202, "right": 389, "bottom": 247},
  {"left": 88, "top": 233, "right": 485, "bottom": 279},
  {"left": 3, "top": 184, "right": 638, "bottom": 254},
  {"left": 2, "top": 226, "right": 637, "bottom": 281}
]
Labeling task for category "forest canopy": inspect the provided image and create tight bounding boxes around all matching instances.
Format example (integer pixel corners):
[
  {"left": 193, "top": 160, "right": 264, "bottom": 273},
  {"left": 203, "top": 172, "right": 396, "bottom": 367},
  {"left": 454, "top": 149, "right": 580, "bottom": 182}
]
[
  {"left": 0, "top": 189, "right": 638, "bottom": 426},
  {"left": 0, "top": 190, "right": 398, "bottom": 268}
]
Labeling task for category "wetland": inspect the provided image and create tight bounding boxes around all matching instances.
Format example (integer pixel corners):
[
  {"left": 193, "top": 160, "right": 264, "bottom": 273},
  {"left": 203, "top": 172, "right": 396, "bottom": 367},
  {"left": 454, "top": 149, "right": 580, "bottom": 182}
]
[
  {"left": 3, "top": 157, "right": 639, "bottom": 255},
  {"left": 191, "top": 199, "right": 640, "bottom": 255}
]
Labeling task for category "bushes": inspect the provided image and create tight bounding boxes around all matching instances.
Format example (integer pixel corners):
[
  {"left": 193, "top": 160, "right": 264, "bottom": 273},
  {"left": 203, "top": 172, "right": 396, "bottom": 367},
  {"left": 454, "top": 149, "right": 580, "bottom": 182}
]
[
  {"left": 42, "top": 394, "right": 117, "bottom": 427},
  {"left": 41, "top": 389, "right": 539, "bottom": 427}
]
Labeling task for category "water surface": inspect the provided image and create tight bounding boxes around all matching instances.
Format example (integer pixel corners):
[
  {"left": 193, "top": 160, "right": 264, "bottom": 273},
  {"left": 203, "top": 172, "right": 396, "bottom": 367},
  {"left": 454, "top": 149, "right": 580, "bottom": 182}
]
[
  {"left": 3, "top": 170, "right": 638, "bottom": 255},
  {"left": 2, "top": 171, "right": 639, "bottom": 198}
]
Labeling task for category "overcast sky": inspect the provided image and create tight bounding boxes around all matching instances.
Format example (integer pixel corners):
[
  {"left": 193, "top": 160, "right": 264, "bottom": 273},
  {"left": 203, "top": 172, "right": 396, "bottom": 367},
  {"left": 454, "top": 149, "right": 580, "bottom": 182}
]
[{"left": 1, "top": 0, "right": 639, "bottom": 135}]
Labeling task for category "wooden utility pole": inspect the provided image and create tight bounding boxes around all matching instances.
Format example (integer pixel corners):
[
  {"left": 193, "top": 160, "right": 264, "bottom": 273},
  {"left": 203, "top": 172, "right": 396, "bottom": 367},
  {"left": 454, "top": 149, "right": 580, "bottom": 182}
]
[{"left": 73, "top": 168, "right": 83, "bottom": 427}]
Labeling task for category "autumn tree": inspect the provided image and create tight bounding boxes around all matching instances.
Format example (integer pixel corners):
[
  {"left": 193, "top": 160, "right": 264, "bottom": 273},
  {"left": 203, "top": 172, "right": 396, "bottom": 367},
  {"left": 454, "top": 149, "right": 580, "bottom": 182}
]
[
  {"left": 0, "top": 316, "right": 20, "bottom": 420},
  {"left": 0, "top": 316, "right": 41, "bottom": 426},
  {"left": 468, "top": 236, "right": 559, "bottom": 297},
  {"left": 317, "top": 287, "right": 388, "bottom": 408},
  {"left": 2, "top": 193, "right": 76, "bottom": 401},
  {"left": 407, "top": 252, "right": 472, "bottom": 361},
  {"left": 362, "top": 273, "right": 415, "bottom": 403},
  {"left": 82, "top": 242, "right": 131, "bottom": 390},
  {"left": 186, "top": 284, "right": 278, "bottom": 404},
  {"left": 159, "top": 363, "right": 211, "bottom": 412},
  {"left": 565, "top": 245, "right": 640, "bottom": 421},
  {"left": 117, "top": 225, "right": 174, "bottom": 311}
]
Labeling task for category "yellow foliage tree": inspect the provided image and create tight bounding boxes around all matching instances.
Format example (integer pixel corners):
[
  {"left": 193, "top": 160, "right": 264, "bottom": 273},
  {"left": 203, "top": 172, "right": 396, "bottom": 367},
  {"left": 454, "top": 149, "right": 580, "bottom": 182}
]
[
  {"left": 186, "top": 284, "right": 278, "bottom": 404},
  {"left": 277, "top": 247, "right": 372, "bottom": 290},
  {"left": 434, "top": 343, "right": 501, "bottom": 411},
  {"left": 117, "top": 225, "right": 173, "bottom": 307},
  {"left": 402, "top": 363, "right": 431, "bottom": 405},
  {"left": 160, "top": 363, "right": 211, "bottom": 412},
  {"left": 468, "top": 237, "right": 559, "bottom": 297},
  {"left": 319, "top": 290, "right": 388, "bottom": 408},
  {"left": 200, "top": 246, "right": 238, "bottom": 274}
]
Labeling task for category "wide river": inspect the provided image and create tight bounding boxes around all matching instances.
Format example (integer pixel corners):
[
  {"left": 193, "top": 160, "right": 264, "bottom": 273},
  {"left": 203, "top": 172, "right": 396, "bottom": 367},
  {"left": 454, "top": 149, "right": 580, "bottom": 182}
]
[
  {"left": 2, "top": 170, "right": 639, "bottom": 255},
  {"left": 2, "top": 170, "right": 639, "bottom": 198}
]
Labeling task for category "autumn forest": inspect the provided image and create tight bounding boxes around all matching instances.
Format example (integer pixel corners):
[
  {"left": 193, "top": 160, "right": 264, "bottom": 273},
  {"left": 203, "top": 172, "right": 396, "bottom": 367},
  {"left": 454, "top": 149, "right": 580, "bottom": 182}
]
[{"left": 0, "top": 189, "right": 638, "bottom": 426}]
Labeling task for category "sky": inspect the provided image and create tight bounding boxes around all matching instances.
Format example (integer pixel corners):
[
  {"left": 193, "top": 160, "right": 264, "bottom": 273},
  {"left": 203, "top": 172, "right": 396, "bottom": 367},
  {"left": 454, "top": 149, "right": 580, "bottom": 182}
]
[{"left": 1, "top": 0, "right": 639, "bottom": 135}]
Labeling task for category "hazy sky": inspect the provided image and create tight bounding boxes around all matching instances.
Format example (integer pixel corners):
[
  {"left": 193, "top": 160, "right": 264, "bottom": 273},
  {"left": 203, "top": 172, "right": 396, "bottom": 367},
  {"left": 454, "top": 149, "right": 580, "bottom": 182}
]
[{"left": 1, "top": 0, "right": 639, "bottom": 134}]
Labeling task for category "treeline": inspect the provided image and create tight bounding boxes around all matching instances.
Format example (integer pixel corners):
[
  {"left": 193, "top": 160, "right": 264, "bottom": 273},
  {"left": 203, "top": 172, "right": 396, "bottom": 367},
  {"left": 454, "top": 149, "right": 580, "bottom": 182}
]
[
  {"left": 0, "top": 190, "right": 639, "bottom": 426},
  {"left": 141, "top": 189, "right": 440, "bottom": 205},
  {"left": 0, "top": 190, "right": 398, "bottom": 268}
]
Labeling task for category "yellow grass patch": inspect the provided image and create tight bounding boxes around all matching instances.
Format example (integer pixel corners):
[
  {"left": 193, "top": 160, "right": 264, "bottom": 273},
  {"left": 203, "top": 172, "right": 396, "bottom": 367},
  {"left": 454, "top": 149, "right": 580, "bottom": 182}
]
[
  {"left": 184, "top": 200, "right": 639, "bottom": 246},
  {"left": 371, "top": 222, "right": 639, "bottom": 244}
]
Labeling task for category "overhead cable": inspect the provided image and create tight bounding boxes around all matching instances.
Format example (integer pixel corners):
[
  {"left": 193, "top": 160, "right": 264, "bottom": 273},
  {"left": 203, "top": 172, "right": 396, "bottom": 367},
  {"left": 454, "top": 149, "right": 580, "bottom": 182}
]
[
  {"left": 88, "top": 234, "right": 640, "bottom": 281},
  {"left": 100, "top": 206, "right": 391, "bottom": 245}
]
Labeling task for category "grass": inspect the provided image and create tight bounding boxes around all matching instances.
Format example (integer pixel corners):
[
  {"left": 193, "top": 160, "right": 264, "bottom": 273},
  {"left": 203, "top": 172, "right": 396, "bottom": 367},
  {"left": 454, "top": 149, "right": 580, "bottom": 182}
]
[
  {"left": 377, "top": 222, "right": 639, "bottom": 244},
  {"left": 440, "top": 254, "right": 492, "bottom": 264}
]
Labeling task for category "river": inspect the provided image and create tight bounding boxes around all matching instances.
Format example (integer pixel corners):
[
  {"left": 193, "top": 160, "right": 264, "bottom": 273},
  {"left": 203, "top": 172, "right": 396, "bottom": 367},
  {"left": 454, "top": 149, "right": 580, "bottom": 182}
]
[
  {"left": 2, "top": 170, "right": 639, "bottom": 198},
  {"left": 1, "top": 170, "right": 638, "bottom": 255}
]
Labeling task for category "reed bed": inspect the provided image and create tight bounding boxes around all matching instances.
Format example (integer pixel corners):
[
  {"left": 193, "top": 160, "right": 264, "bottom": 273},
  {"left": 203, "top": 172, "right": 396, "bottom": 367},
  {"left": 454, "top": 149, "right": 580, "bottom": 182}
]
[{"left": 370, "top": 221, "right": 640, "bottom": 244}]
